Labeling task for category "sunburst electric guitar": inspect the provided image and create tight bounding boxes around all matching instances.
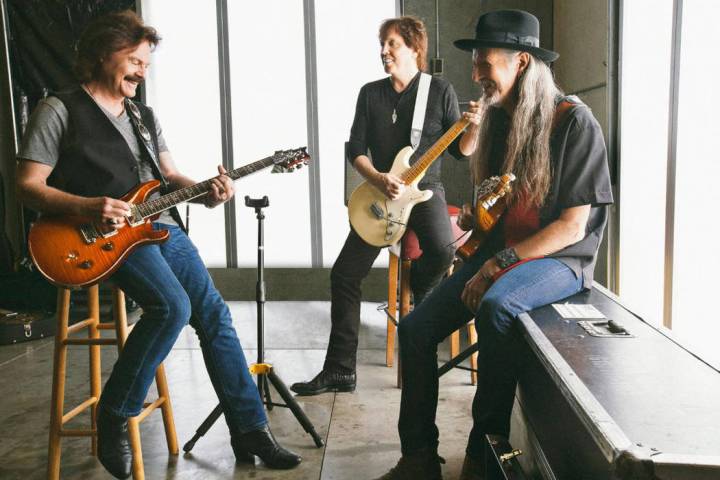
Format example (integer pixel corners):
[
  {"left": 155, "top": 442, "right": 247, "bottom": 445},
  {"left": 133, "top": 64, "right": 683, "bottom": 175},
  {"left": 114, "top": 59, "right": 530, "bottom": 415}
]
[
  {"left": 348, "top": 118, "right": 471, "bottom": 247},
  {"left": 28, "top": 148, "right": 310, "bottom": 288},
  {"left": 455, "top": 173, "right": 515, "bottom": 261}
]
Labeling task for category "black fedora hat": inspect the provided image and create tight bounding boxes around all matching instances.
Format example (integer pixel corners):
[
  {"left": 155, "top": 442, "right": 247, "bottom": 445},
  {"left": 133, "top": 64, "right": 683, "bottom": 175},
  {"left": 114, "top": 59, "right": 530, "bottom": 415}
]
[{"left": 454, "top": 9, "right": 559, "bottom": 63}]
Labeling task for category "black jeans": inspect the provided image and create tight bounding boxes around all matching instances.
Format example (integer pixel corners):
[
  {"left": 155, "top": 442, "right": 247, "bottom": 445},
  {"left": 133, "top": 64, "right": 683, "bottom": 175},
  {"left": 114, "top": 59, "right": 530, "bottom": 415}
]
[{"left": 324, "top": 187, "right": 456, "bottom": 372}]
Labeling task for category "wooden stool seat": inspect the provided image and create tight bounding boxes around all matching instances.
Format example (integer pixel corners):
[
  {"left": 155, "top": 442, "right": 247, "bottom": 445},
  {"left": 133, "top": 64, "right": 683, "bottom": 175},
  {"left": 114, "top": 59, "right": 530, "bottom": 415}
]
[
  {"left": 47, "top": 284, "right": 178, "bottom": 480},
  {"left": 386, "top": 204, "right": 479, "bottom": 386}
]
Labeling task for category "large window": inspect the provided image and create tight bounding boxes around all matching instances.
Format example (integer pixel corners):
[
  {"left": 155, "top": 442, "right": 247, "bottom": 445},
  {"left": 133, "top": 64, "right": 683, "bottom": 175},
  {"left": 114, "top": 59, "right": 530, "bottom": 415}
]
[
  {"left": 670, "top": 0, "right": 720, "bottom": 368},
  {"left": 620, "top": 0, "right": 720, "bottom": 368},
  {"left": 227, "top": 0, "right": 312, "bottom": 267},
  {"left": 143, "top": 1, "right": 396, "bottom": 268},
  {"left": 143, "top": 2, "right": 226, "bottom": 266},
  {"left": 315, "top": 0, "right": 396, "bottom": 267}
]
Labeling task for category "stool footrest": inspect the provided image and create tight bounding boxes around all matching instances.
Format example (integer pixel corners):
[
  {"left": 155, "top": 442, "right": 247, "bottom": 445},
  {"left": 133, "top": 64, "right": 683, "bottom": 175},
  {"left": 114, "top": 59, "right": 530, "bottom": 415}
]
[
  {"left": 64, "top": 338, "right": 118, "bottom": 346},
  {"left": 59, "top": 429, "right": 95, "bottom": 438},
  {"left": 97, "top": 322, "right": 116, "bottom": 330},
  {"left": 382, "top": 306, "right": 399, "bottom": 326},
  {"left": 62, "top": 396, "right": 98, "bottom": 424},
  {"left": 67, "top": 318, "right": 96, "bottom": 335},
  {"left": 137, "top": 397, "right": 166, "bottom": 423}
]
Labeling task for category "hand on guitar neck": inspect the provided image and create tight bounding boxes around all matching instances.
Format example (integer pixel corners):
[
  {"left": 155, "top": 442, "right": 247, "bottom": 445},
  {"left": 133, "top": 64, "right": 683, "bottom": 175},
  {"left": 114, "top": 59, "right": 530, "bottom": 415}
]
[{"left": 201, "top": 165, "right": 234, "bottom": 208}]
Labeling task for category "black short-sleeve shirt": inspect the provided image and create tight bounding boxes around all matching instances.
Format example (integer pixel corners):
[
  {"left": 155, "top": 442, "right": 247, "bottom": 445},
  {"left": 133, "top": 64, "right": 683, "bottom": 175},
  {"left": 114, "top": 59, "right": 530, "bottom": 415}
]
[
  {"left": 346, "top": 72, "right": 464, "bottom": 186},
  {"left": 488, "top": 95, "right": 614, "bottom": 288}
]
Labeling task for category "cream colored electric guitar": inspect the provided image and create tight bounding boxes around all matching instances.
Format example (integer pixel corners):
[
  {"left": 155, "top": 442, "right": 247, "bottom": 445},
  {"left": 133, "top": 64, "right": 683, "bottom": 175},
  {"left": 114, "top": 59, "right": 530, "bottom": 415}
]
[{"left": 348, "top": 117, "right": 470, "bottom": 247}]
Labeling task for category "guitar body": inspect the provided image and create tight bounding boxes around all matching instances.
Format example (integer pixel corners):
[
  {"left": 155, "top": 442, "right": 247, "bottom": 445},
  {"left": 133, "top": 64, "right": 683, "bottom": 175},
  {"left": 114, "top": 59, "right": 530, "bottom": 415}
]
[
  {"left": 455, "top": 174, "right": 515, "bottom": 262},
  {"left": 26, "top": 148, "right": 311, "bottom": 288},
  {"left": 28, "top": 180, "right": 169, "bottom": 288},
  {"left": 348, "top": 146, "right": 433, "bottom": 247}
]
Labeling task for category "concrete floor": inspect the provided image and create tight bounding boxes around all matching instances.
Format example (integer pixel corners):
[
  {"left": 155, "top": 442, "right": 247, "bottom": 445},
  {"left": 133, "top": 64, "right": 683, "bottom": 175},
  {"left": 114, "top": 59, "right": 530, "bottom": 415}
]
[{"left": 0, "top": 301, "right": 477, "bottom": 479}]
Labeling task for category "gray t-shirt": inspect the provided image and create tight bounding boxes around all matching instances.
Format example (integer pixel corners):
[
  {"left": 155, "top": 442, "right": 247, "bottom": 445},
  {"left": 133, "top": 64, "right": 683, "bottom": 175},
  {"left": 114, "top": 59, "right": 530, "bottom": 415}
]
[{"left": 18, "top": 95, "right": 177, "bottom": 226}]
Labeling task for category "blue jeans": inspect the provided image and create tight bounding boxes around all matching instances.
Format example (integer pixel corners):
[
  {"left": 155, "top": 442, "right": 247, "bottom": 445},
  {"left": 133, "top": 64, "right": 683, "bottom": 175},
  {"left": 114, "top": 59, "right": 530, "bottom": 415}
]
[
  {"left": 99, "top": 224, "right": 266, "bottom": 434},
  {"left": 397, "top": 246, "right": 582, "bottom": 457}
]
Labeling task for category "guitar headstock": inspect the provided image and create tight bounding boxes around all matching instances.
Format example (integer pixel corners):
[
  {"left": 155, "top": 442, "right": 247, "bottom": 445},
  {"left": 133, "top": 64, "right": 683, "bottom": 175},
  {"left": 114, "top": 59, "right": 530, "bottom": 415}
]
[
  {"left": 271, "top": 147, "right": 311, "bottom": 173},
  {"left": 477, "top": 173, "right": 516, "bottom": 208}
]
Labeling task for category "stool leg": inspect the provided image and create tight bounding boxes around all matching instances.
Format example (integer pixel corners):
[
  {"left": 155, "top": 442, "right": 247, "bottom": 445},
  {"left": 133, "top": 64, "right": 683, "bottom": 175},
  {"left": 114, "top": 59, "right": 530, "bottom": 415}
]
[
  {"left": 112, "top": 288, "right": 146, "bottom": 479},
  {"left": 387, "top": 252, "right": 399, "bottom": 367},
  {"left": 154, "top": 364, "right": 179, "bottom": 454},
  {"left": 87, "top": 284, "right": 101, "bottom": 456},
  {"left": 397, "top": 259, "right": 412, "bottom": 388},
  {"left": 450, "top": 330, "right": 460, "bottom": 359},
  {"left": 47, "top": 288, "right": 70, "bottom": 480},
  {"left": 113, "top": 288, "right": 129, "bottom": 347},
  {"left": 468, "top": 321, "right": 478, "bottom": 385},
  {"left": 127, "top": 417, "right": 144, "bottom": 480}
]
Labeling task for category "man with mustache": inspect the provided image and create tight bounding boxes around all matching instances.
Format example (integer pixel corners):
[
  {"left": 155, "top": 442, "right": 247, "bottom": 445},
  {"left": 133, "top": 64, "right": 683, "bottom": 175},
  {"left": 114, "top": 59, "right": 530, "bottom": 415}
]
[
  {"left": 375, "top": 10, "right": 613, "bottom": 480},
  {"left": 16, "top": 10, "right": 300, "bottom": 478}
]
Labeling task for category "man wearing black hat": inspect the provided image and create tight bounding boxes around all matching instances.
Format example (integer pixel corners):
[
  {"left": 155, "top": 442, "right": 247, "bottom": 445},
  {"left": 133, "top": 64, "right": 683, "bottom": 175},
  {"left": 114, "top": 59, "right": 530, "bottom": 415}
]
[{"left": 375, "top": 10, "right": 612, "bottom": 480}]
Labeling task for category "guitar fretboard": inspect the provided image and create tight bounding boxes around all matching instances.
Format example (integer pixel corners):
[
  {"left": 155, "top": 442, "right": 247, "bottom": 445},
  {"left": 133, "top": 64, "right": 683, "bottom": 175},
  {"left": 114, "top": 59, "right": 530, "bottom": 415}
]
[
  {"left": 134, "top": 156, "right": 277, "bottom": 219},
  {"left": 400, "top": 117, "right": 470, "bottom": 184}
]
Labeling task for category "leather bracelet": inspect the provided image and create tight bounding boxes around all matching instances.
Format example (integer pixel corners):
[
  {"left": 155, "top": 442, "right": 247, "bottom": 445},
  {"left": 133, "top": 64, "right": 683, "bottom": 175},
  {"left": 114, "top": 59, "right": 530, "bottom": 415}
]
[{"left": 494, "top": 247, "right": 520, "bottom": 269}]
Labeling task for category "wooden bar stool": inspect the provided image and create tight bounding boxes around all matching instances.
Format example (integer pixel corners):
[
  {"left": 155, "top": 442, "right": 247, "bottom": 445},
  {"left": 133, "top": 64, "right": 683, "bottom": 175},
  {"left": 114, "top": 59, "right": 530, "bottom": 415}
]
[
  {"left": 47, "top": 284, "right": 178, "bottom": 480},
  {"left": 386, "top": 205, "right": 479, "bottom": 386}
]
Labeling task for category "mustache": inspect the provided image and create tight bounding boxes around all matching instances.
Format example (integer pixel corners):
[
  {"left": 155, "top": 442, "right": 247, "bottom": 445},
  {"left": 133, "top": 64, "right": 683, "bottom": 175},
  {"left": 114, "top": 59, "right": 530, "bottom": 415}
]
[
  {"left": 124, "top": 75, "right": 144, "bottom": 84},
  {"left": 478, "top": 83, "right": 500, "bottom": 106}
]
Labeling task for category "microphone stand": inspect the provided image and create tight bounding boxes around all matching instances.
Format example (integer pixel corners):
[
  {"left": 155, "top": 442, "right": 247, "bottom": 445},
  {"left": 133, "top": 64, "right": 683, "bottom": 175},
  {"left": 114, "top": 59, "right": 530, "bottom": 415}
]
[{"left": 183, "top": 195, "right": 323, "bottom": 452}]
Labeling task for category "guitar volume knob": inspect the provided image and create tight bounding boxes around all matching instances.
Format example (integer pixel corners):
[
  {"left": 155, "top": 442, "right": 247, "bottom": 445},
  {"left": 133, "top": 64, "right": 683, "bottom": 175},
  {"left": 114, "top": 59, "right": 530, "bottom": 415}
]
[
  {"left": 102, "top": 242, "right": 114, "bottom": 251},
  {"left": 79, "top": 260, "right": 93, "bottom": 269}
]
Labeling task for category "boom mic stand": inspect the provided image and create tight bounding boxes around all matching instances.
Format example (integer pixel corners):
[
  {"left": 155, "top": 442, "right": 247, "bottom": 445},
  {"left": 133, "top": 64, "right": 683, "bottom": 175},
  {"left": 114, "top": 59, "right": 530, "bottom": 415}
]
[{"left": 184, "top": 196, "right": 324, "bottom": 452}]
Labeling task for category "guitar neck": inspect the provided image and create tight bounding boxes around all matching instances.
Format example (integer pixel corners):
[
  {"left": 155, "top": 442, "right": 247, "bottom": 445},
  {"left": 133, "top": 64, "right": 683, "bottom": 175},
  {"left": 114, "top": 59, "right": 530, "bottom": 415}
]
[
  {"left": 136, "top": 156, "right": 277, "bottom": 218},
  {"left": 400, "top": 117, "right": 469, "bottom": 184}
]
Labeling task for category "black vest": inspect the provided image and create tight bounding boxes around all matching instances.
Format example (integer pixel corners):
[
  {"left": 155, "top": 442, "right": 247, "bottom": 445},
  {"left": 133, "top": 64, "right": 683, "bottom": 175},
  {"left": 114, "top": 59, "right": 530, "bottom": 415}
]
[{"left": 51, "top": 88, "right": 185, "bottom": 229}]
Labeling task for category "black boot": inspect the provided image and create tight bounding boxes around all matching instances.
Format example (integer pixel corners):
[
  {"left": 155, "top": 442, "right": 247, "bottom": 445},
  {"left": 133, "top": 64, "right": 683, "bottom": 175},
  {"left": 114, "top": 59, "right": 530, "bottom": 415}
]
[
  {"left": 290, "top": 369, "right": 356, "bottom": 396},
  {"left": 374, "top": 448, "right": 444, "bottom": 480},
  {"left": 231, "top": 425, "right": 302, "bottom": 469},
  {"left": 96, "top": 407, "right": 132, "bottom": 479},
  {"left": 459, "top": 454, "right": 485, "bottom": 480}
]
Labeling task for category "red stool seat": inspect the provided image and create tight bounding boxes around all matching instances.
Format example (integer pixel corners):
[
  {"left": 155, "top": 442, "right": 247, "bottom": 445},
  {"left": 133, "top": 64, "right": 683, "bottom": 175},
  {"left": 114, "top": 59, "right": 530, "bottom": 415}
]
[{"left": 388, "top": 204, "right": 479, "bottom": 387}]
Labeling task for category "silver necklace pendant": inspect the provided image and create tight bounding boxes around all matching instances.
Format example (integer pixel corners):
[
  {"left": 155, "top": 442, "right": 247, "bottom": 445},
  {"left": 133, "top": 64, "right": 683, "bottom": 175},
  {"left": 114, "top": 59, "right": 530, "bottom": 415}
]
[{"left": 392, "top": 108, "right": 397, "bottom": 124}]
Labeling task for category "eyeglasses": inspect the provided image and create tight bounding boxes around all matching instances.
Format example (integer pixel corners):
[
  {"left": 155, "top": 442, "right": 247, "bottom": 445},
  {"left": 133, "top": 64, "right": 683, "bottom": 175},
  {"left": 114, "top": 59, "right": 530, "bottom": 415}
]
[{"left": 125, "top": 99, "right": 151, "bottom": 142}]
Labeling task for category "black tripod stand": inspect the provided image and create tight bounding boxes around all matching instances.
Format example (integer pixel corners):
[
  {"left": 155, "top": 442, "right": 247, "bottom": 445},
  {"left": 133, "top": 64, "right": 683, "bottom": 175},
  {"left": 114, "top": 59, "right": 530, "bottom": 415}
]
[{"left": 183, "top": 196, "right": 324, "bottom": 452}]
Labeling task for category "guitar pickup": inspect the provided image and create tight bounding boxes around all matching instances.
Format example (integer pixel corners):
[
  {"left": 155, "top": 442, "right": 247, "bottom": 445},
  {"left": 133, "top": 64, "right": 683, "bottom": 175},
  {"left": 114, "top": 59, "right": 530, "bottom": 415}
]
[
  {"left": 127, "top": 204, "right": 145, "bottom": 226},
  {"left": 370, "top": 202, "right": 385, "bottom": 219},
  {"left": 79, "top": 224, "right": 98, "bottom": 244}
]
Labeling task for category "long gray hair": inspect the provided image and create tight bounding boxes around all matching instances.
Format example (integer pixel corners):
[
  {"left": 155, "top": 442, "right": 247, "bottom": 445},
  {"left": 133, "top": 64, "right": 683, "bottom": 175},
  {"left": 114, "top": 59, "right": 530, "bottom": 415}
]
[{"left": 470, "top": 52, "right": 562, "bottom": 206}]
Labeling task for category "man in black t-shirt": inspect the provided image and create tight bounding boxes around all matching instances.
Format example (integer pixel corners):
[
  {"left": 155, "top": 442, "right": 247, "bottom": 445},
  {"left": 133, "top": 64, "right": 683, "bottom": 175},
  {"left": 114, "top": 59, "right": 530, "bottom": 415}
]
[
  {"left": 291, "top": 16, "right": 481, "bottom": 396},
  {"left": 375, "top": 10, "right": 612, "bottom": 480}
]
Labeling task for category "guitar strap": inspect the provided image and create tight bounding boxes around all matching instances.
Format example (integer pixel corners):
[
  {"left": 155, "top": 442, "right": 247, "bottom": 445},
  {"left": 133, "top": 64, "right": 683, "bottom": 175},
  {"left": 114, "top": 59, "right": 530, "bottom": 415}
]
[
  {"left": 124, "top": 98, "right": 169, "bottom": 191},
  {"left": 124, "top": 98, "right": 188, "bottom": 232},
  {"left": 410, "top": 73, "right": 432, "bottom": 150}
]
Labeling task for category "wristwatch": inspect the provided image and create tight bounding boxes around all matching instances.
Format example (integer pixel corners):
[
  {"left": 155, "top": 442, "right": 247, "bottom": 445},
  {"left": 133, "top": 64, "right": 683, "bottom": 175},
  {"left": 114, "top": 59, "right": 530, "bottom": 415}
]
[{"left": 494, "top": 247, "right": 520, "bottom": 269}]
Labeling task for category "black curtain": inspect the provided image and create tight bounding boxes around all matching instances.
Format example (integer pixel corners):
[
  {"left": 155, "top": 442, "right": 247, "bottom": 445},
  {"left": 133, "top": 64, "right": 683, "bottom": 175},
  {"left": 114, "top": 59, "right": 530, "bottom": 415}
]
[
  {"left": 6, "top": 0, "right": 136, "bottom": 124},
  {"left": 0, "top": 0, "right": 134, "bottom": 303}
]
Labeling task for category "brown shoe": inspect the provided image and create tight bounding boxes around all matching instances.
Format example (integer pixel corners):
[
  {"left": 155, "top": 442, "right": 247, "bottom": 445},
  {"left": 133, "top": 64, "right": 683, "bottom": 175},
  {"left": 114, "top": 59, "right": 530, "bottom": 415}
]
[
  {"left": 373, "top": 449, "right": 443, "bottom": 480},
  {"left": 459, "top": 454, "right": 484, "bottom": 480}
]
